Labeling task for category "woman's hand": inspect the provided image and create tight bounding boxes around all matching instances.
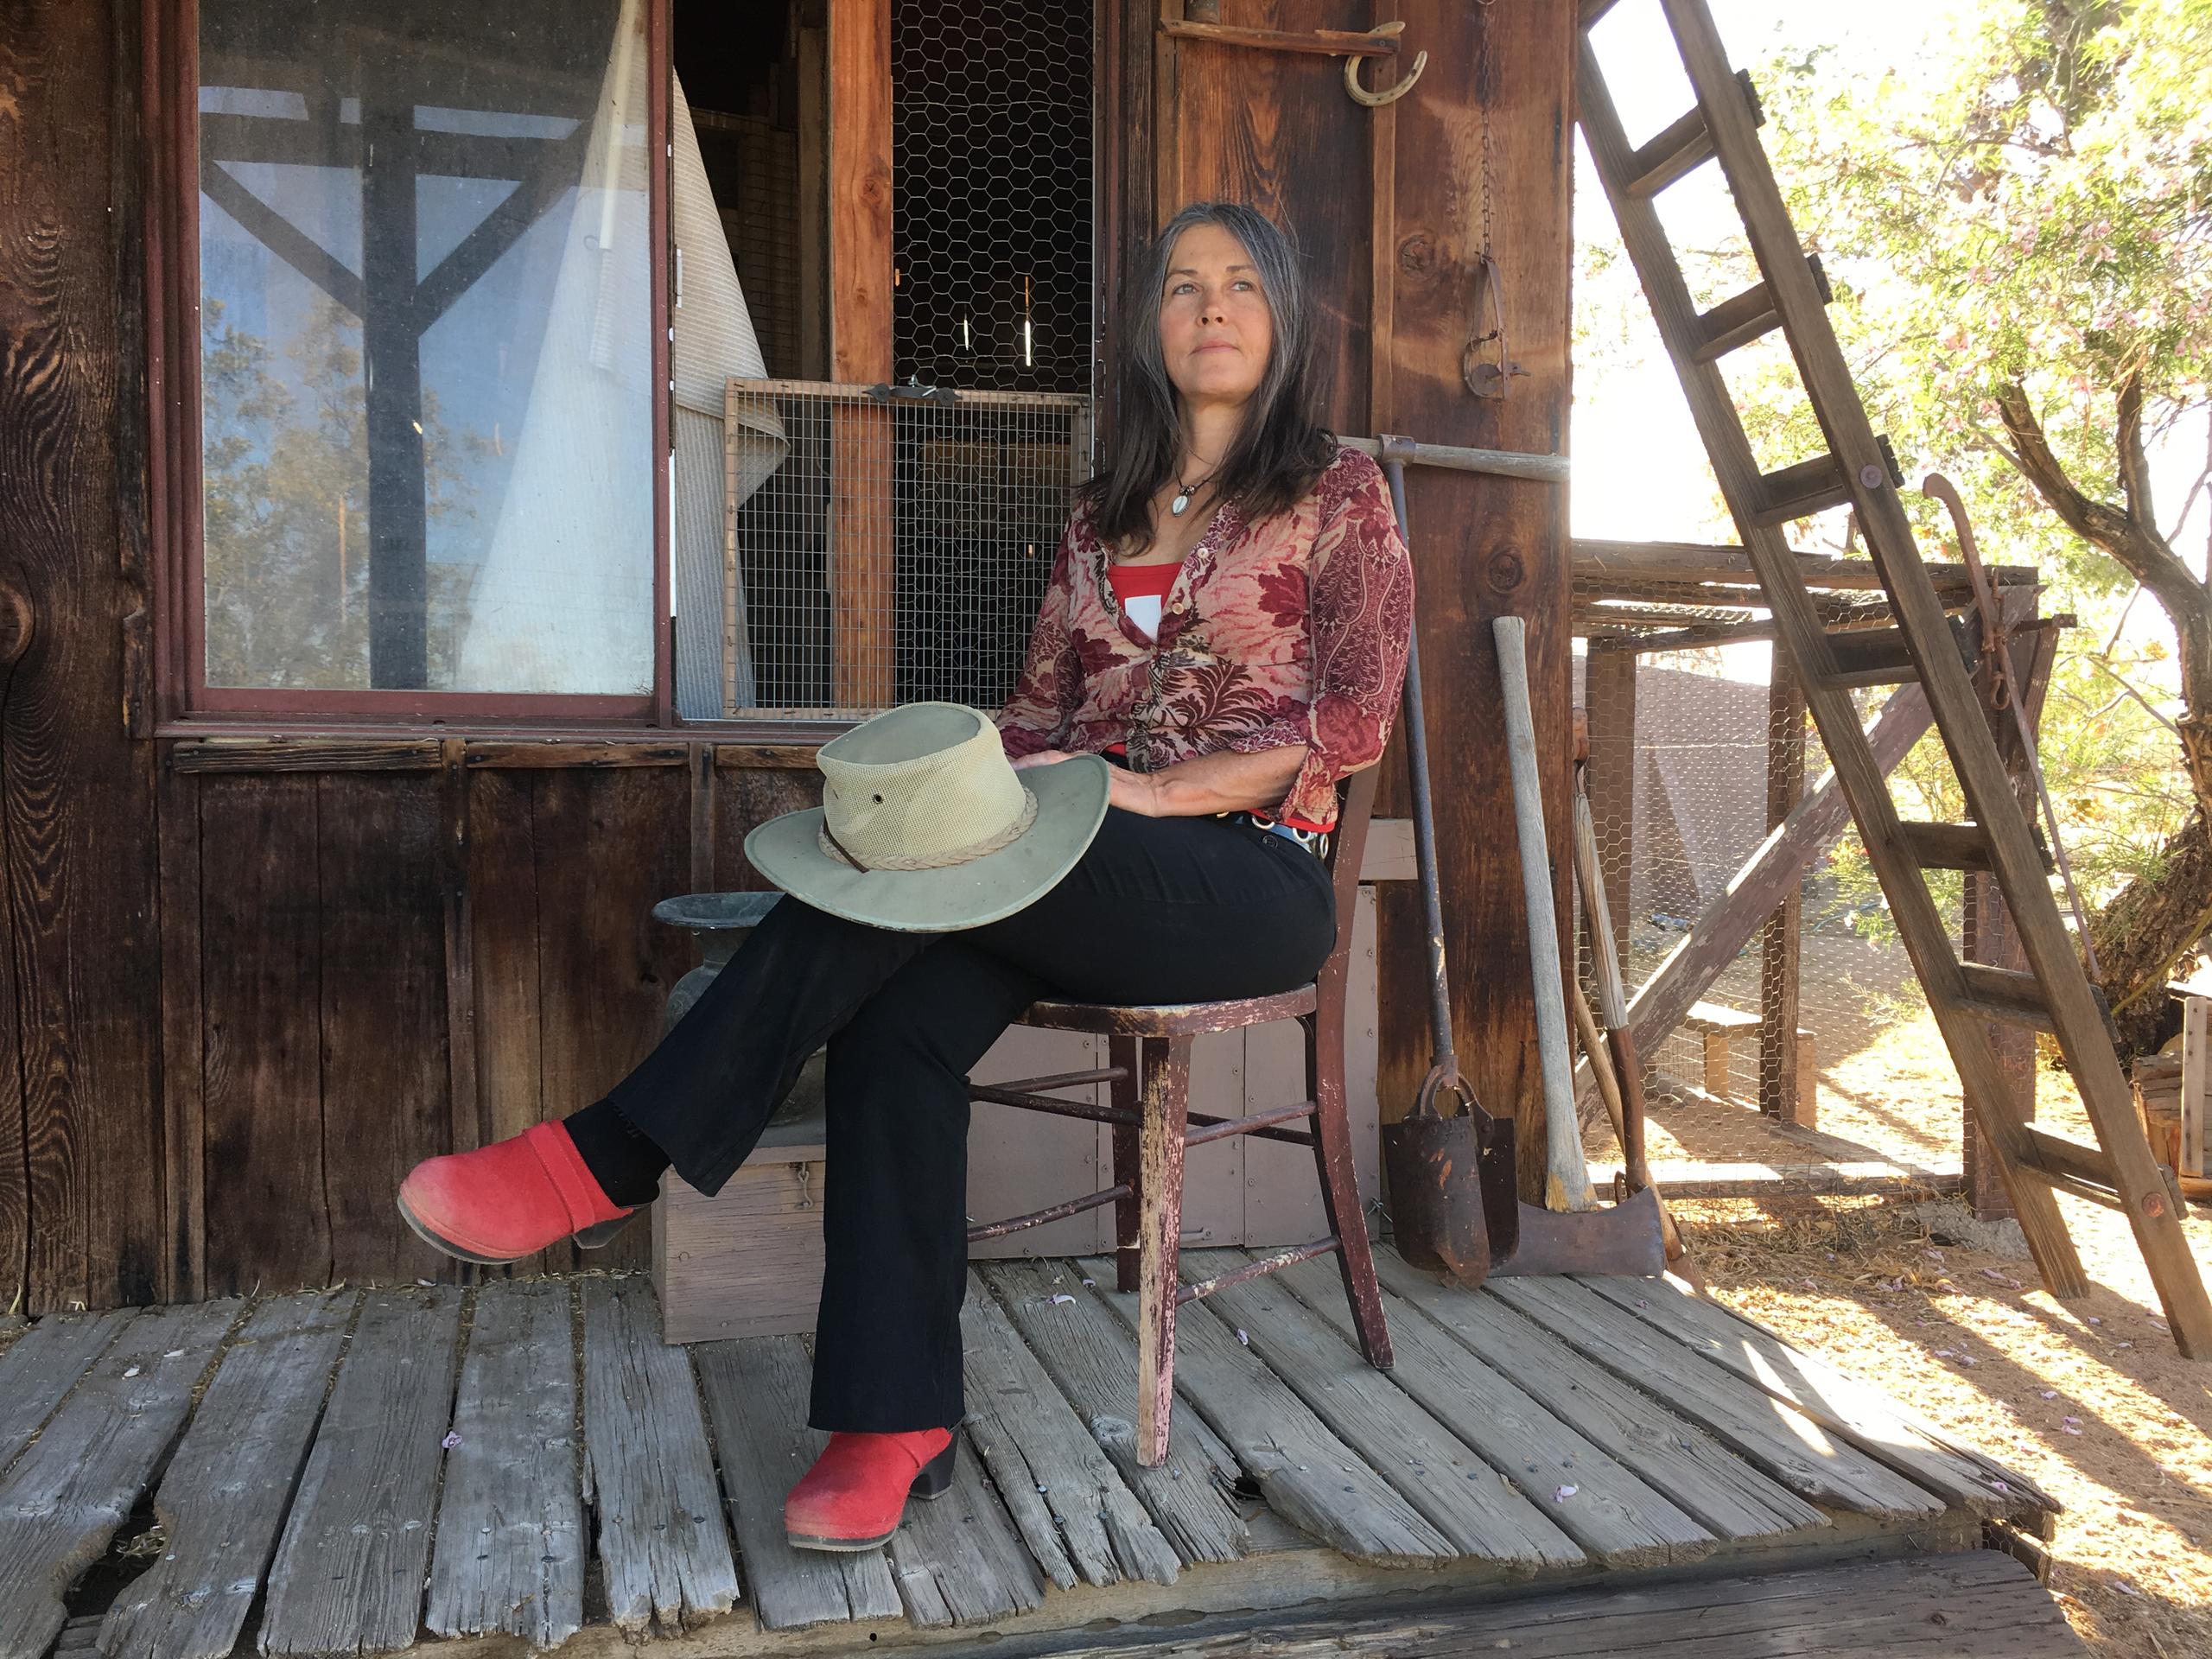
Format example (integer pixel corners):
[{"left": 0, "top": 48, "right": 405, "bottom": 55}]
[{"left": 1007, "top": 749, "right": 1076, "bottom": 771}]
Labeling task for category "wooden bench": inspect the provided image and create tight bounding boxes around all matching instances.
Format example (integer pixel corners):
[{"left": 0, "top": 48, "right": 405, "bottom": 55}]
[{"left": 1679, "top": 1001, "right": 1817, "bottom": 1124}]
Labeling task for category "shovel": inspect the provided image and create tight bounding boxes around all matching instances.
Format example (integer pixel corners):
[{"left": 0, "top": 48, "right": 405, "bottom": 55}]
[
  {"left": 1376, "top": 449, "right": 1518, "bottom": 1283},
  {"left": 1488, "top": 614, "right": 1667, "bottom": 1279}
]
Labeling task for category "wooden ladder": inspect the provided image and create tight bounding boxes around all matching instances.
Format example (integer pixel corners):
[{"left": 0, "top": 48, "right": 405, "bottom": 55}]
[{"left": 1576, "top": 0, "right": 2212, "bottom": 1356}]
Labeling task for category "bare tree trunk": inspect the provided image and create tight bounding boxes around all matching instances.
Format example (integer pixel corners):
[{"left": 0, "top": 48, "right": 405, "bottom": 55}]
[{"left": 2088, "top": 810, "right": 2212, "bottom": 1054}]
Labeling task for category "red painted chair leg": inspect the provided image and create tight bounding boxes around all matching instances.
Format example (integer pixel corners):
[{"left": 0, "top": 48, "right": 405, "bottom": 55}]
[
  {"left": 1306, "top": 1007, "right": 1393, "bottom": 1370},
  {"left": 1135, "top": 1035, "right": 1192, "bottom": 1468}
]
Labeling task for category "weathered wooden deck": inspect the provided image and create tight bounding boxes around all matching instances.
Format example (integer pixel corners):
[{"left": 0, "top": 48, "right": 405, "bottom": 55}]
[{"left": 0, "top": 1249, "right": 2081, "bottom": 1657}]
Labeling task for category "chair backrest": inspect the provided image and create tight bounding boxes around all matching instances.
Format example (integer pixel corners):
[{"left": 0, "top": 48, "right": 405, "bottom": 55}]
[{"left": 1317, "top": 765, "right": 1382, "bottom": 996}]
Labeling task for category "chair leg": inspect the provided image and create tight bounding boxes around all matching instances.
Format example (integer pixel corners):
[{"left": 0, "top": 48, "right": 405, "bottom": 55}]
[
  {"left": 1109, "top": 1034, "right": 1142, "bottom": 1295},
  {"left": 1135, "top": 1035, "right": 1192, "bottom": 1468},
  {"left": 1306, "top": 1009, "right": 1393, "bottom": 1370}
]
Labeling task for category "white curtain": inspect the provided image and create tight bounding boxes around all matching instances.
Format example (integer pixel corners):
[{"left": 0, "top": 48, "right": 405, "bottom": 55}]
[{"left": 457, "top": 0, "right": 786, "bottom": 701}]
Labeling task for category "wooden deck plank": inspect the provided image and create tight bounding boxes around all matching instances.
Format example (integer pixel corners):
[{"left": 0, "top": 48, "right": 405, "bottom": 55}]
[
  {"left": 883, "top": 1425, "right": 1047, "bottom": 1628},
  {"left": 261, "top": 1286, "right": 463, "bottom": 1656},
  {"left": 1198, "top": 1251, "right": 1681, "bottom": 1570},
  {"left": 1488, "top": 1277, "right": 1948, "bottom": 1521},
  {"left": 0, "top": 1306, "right": 135, "bottom": 1475},
  {"left": 690, "top": 1335, "right": 903, "bottom": 1631},
  {"left": 1365, "top": 1252, "right": 1827, "bottom": 1541},
  {"left": 0, "top": 1300, "right": 238, "bottom": 1659},
  {"left": 958, "top": 1269, "right": 1182, "bottom": 1590},
  {"left": 1007, "top": 1550, "right": 2084, "bottom": 1657},
  {"left": 1580, "top": 1274, "right": 2049, "bottom": 1516},
  {"left": 978, "top": 1261, "right": 1249, "bottom": 1567},
  {"left": 1077, "top": 1256, "right": 1457, "bottom": 1567},
  {"left": 426, "top": 1280, "right": 587, "bottom": 1649},
  {"left": 579, "top": 1277, "right": 741, "bottom": 1637},
  {"left": 99, "top": 1291, "right": 355, "bottom": 1659}
]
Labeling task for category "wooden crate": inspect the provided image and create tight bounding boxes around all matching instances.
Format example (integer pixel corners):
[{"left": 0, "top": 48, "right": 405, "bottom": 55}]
[
  {"left": 653, "top": 1113, "right": 828, "bottom": 1344},
  {"left": 2132, "top": 1001, "right": 2210, "bottom": 1199}
]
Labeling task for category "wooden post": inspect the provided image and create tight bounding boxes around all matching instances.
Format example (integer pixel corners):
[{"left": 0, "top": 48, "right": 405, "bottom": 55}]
[
  {"left": 1584, "top": 645, "right": 1637, "bottom": 982},
  {"left": 1758, "top": 653, "right": 1807, "bottom": 1122},
  {"left": 828, "top": 0, "right": 895, "bottom": 708},
  {"left": 1962, "top": 587, "right": 2050, "bottom": 1220}
]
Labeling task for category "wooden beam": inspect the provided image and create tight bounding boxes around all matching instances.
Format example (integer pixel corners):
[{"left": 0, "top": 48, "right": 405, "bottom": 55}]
[
  {"left": 1573, "top": 537, "right": 2036, "bottom": 594},
  {"left": 829, "top": 0, "right": 895, "bottom": 708}
]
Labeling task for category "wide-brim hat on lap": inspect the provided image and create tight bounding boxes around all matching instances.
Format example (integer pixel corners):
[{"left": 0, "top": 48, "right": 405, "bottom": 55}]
[{"left": 747, "top": 702, "right": 1109, "bottom": 933}]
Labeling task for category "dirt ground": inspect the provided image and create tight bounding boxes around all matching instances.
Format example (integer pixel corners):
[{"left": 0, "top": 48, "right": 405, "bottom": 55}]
[{"left": 1667, "top": 1026, "right": 2212, "bottom": 1658}]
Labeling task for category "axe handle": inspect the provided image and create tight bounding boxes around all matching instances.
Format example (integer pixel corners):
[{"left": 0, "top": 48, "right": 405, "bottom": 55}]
[
  {"left": 1605, "top": 1025, "right": 1653, "bottom": 1194},
  {"left": 1493, "top": 615, "right": 1595, "bottom": 1213}
]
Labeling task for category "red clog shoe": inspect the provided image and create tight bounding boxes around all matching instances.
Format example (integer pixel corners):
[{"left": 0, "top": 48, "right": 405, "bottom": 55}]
[
  {"left": 784, "top": 1429, "right": 958, "bottom": 1553},
  {"left": 397, "top": 1122, "right": 634, "bottom": 1266}
]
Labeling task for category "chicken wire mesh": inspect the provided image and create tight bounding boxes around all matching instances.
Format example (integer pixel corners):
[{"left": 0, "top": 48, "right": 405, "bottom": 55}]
[
  {"left": 722, "top": 381, "right": 1090, "bottom": 719},
  {"left": 1573, "top": 623, "right": 1977, "bottom": 1179},
  {"left": 892, "top": 0, "right": 1093, "bottom": 395}
]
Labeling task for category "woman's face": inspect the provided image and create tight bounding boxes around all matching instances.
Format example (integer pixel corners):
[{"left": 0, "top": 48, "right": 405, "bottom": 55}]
[{"left": 1157, "top": 222, "right": 1274, "bottom": 415}]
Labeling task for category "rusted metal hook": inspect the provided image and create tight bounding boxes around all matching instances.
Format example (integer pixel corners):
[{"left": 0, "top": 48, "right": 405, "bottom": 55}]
[
  {"left": 1346, "top": 21, "right": 1427, "bottom": 107},
  {"left": 1461, "top": 253, "right": 1528, "bottom": 398}
]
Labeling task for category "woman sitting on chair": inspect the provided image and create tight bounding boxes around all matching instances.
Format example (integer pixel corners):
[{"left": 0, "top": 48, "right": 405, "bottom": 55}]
[{"left": 397, "top": 200, "right": 1414, "bottom": 1553}]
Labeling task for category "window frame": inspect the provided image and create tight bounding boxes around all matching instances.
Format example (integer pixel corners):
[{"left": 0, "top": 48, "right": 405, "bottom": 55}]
[{"left": 146, "top": 0, "right": 677, "bottom": 732}]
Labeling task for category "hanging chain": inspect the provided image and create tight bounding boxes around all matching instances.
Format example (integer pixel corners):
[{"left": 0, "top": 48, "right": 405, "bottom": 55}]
[{"left": 1477, "top": 0, "right": 1496, "bottom": 258}]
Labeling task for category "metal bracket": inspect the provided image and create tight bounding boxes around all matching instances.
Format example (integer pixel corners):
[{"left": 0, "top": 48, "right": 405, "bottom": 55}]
[{"left": 1157, "top": 16, "right": 1424, "bottom": 109}]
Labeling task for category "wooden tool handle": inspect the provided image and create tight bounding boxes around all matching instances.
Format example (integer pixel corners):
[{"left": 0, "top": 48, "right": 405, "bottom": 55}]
[{"left": 1493, "top": 616, "right": 1595, "bottom": 1213}]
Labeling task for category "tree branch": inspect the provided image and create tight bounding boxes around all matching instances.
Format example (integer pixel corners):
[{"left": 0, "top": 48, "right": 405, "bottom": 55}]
[
  {"left": 2116, "top": 371, "right": 2158, "bottom": 534},
  {"left": 1994, "top": 379, "right": 2202, "bottom": 611}
]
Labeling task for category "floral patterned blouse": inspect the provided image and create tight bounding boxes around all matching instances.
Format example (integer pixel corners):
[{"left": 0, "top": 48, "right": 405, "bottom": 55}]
[{"left": 995, "top": 443, "right": 1414, "bottom": 830}]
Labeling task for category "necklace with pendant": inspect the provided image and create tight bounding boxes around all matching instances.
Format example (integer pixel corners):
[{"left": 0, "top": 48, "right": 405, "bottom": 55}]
[{"left": 1170, "top": 468, "right": 1217, "bottom": 518}]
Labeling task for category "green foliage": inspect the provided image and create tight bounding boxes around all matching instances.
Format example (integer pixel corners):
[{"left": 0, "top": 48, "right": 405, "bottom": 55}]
[{"left": 1746, "top": 0, "right": 2212, "bottom": 594}]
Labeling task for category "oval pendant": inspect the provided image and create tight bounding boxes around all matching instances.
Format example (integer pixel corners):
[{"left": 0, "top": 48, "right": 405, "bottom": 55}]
[{"left": 1170, "top": 491, "right": 1191, "bottom": 517}]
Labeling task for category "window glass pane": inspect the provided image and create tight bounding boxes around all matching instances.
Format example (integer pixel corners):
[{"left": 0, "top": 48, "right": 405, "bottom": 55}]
[{"left": 197, "top": 0, "right": 653, "bottom": 696}]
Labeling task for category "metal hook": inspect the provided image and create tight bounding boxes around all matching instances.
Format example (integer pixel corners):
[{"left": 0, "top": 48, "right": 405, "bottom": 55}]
[
  {"left": 1461, "top": 252, "right": 1529, "bottom": 398},
  {"left": 1346, "top": 21, "right": 1427, "bottom": 107}
]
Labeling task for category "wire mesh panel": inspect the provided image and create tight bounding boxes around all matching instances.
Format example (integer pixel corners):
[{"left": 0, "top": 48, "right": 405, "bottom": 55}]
[
  {"left": 891, "top": 0, "right": 1093, "bottom": 395},
  {"left": 722, "top": 380, "right": 1091, "bottom": 719},
  {"left": 1575, "top": 634, "right": 1963, "bottom": 1173}
]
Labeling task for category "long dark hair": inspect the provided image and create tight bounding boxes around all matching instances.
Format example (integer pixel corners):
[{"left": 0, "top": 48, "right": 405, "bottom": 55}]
[{"left": 1079, "top": 201, "right": 1338, "bottom": 555}]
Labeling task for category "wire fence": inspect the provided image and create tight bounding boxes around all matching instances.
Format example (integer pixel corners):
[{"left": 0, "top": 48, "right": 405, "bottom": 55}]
[
  {"left": 723, "top": 381, "right": 1091, "bottom": 719},
  {"left": 1574, "top": 629, "right": 1971, "bottom": 1175}
]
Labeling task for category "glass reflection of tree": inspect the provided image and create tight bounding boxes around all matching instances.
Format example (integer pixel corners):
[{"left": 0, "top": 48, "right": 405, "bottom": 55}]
[
  {"left": 199, "top": 10, "right": 602, "bottom": 689},
  {"left": 200, "top": 296, "right": 483, "bottom": 689}
]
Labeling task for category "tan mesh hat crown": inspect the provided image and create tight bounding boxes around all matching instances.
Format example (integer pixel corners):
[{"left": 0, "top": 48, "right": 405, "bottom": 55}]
[{"left": 745, "top": 703, "right": 1110, "bottom": 932}]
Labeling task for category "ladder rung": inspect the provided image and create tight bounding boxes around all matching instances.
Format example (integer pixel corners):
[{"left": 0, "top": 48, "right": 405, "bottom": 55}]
[
  {"left": 1692, "top": 255, "right": 1831, "bottom": 363},
  {"left": 1580, "top": 0, "right": 1625, "bottom": 27},
  {"left": 1897, "top": 821, "right": 1996, "bottom": 871},
  {"left": 2016, "top": 1126, "right": 2125, "bottom": 1209},
  {"left": 1955, "top": 963, "right": 2056, "bottom": 1032},
  {"left": 1897, "top": 819, "right": 2056, "bottom": 874},
  {"left": 1623, "top": 69, "right": 1764, "bottom": 197},
  {"left": 1751, "top": 436, "right": 1904, "bottom": 528}
]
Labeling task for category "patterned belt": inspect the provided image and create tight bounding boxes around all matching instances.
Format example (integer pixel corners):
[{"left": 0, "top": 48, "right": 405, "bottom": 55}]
[{"left": 1223, "top": 810, "right": 1330, "bottom": 861}]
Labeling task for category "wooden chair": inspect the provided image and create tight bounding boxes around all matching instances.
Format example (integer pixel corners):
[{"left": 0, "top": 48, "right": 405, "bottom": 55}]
[{"left": 964, "top": 767, "right": 1394, "bottom": 1466}]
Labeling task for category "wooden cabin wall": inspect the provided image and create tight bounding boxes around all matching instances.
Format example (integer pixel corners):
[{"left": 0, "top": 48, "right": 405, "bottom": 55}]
[
  {"left": 0, "top": 1, "right": 169, "bottom": 1315},
  {"left": 1130, "top": 3, "right": 1576, "bottom": 1191},
  {"left": 0, "top": 1, "right": 1574, "bottom": 1313}
]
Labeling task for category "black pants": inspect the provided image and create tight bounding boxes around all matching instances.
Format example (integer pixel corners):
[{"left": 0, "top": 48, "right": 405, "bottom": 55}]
[{"left": 605, "top": 807, "right": 1337, "bottom": 1432}]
